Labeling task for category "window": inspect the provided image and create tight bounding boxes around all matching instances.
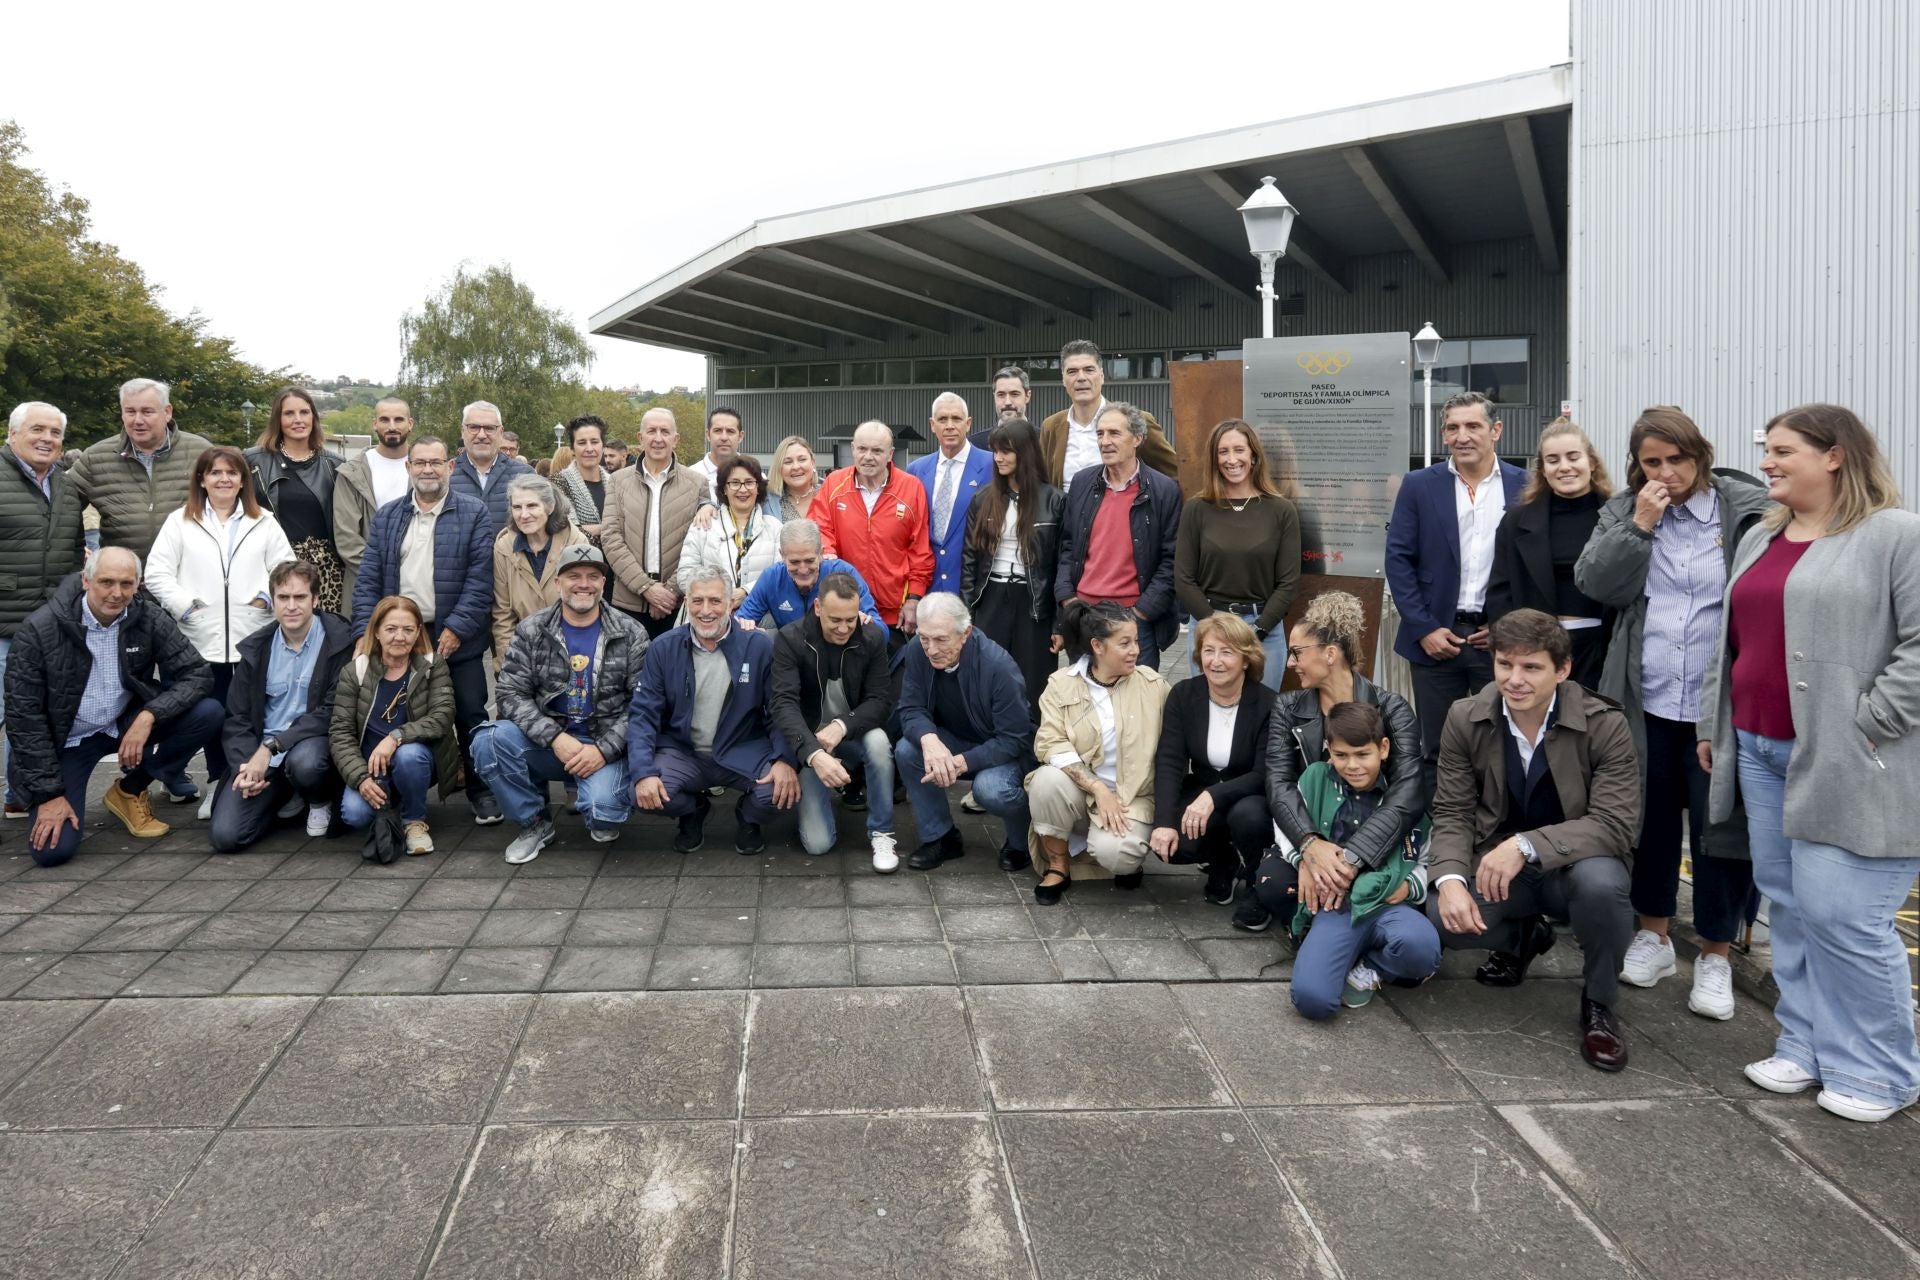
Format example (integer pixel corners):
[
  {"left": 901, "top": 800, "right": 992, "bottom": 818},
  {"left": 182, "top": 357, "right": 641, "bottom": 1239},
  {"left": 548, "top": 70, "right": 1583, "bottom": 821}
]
[
  {"left": 884, "top": 360, "right": 914, "bottom": 385},
  {"left": 1412, "top": 337, "right": 1530, "bottom": 407},
  {"left": 948, "top": 357, "right": 988, "bottom": 383},
  {"left": 911, "top": 359, "right": 950, "bottom": 384},
  {"left": 849, "top": 362, "right": 883, "bottom": 387},
  {"left": 777, "top": 365, "right": 810, "bottom": 389},
  {"left": 810, "top": 363, "right": 843, "bottom": 388},
  {"left": 741, "top": 366, "right": 776, "bottom": 390},
  {"left": 1104, "top": 351, "right": 1165, "bottom": 380},
  {"left": 716, "top": 366, "right": 746, "bottom": 391}
]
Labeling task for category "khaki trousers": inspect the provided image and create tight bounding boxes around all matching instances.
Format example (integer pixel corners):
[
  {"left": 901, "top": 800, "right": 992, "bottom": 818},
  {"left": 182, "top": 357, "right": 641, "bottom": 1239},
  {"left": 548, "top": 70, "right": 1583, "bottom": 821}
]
[{"left": 1028, "top": 765, "right": 1153, "bottom": 875}]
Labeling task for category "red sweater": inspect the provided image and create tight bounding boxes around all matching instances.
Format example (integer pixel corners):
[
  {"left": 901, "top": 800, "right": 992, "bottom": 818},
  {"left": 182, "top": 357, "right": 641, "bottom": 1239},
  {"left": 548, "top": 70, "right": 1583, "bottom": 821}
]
[
  {"left": 1728, "top": 534, "right": 1815, "bottom": 739},
  {"left": 1076, "top": 474, "right": 1142, "bottom": 605},
  {"left": 809, "top": 465, "right": 934, "bottom": 625}
]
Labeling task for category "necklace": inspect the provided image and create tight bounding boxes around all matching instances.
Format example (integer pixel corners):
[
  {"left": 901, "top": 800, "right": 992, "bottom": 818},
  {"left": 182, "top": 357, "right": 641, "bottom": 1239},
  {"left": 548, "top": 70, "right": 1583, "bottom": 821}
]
[{"left": 1226, "top": 496, "right": 1257, "bottom": 512}]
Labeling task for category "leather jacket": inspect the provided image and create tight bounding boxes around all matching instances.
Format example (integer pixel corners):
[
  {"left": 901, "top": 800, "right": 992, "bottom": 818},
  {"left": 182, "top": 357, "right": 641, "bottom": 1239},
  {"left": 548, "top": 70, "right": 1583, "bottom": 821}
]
[
  {"left": 959, "top": 482, "right": 1063, "bottom": 626},
  {"left": 1264, "top": 671, "right": 1425, "bottom": 870}
]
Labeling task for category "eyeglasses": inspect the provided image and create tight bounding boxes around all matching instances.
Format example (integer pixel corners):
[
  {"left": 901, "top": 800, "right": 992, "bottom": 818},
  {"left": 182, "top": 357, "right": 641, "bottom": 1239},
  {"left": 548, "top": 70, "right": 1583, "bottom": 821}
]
[
  {"left": 724, "top": 479, "right": 758, "bottom": 490},
  {"left": 409, "top": 459, "right": 449, "bottom": 469},
  {"left": 1286, "top": 645, "right": 1325, "bottom": 660},
  {"left": 464, "top": 424, "right": 499, "bottom": 435}
]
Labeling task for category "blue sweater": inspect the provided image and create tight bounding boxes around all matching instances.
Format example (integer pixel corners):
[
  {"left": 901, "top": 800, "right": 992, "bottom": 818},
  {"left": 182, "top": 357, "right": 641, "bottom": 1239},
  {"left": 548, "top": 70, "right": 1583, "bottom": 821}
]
[
  {"left": 626, "top": 622, "right": 795, "bottom": 782},
  {"left": 736, "top": 556, "right": 889, "bottom": 640},
  {"left": 351, "top": 491, "right": 495, "bottom": 662}
]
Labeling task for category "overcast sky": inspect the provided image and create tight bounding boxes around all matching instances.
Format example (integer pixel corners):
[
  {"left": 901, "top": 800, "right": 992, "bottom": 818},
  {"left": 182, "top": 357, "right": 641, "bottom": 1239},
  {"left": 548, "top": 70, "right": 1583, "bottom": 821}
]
[{"left": 8, "top": 1, "right": 1567, "bottom": 393}]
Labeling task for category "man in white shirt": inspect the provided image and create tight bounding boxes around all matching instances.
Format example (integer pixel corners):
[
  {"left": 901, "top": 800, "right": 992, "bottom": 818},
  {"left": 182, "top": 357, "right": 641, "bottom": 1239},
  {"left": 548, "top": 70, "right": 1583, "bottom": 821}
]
[
  {"left": 689, "top": 406, "right": 744, "bottom": 505},
  {"left": 1036, "top": 340, "right": 1178, "bottom": 488},
  {"left": 1382, "top": 391, "right": 1528, "bottom": 798},
  {"left": 907, "top": 392, "right": 994, "bottom": 597},
  {"left": 333, "top": 397, "right": 413, "bottom": 607}
]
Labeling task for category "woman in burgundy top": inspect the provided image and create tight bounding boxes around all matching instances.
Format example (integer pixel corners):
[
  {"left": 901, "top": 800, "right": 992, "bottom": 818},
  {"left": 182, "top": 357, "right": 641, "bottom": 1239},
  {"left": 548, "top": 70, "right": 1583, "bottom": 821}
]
[{"left": 1698, "top": 404, "right": 1920, "bottom": 1124}]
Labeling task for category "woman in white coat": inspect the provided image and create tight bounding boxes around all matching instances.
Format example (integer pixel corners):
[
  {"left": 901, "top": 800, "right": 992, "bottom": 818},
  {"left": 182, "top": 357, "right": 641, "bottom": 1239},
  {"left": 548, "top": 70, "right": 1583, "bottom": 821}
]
[
  {"left": 677, "top": 454, "right": 782, "bottom": 620},
  {"left": 145, "top": 444, "right": 294, "bottom": 816}
]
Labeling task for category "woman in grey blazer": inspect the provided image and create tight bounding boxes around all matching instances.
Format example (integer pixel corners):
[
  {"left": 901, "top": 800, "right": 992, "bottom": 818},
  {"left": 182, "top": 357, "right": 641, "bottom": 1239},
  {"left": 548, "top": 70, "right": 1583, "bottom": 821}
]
[{"left": 1698, "top": 404, "right": 1920, "bottom": 1123}]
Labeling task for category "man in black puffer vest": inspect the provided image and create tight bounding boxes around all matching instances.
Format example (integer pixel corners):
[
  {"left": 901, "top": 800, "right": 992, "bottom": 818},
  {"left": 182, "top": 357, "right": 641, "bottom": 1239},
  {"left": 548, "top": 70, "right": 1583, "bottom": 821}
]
[
  {"left": 5, "top": 548, "right": 222, "bottom": 866},
  {"left": 0, "top": 402, "right": 87, "bottom": 817}
]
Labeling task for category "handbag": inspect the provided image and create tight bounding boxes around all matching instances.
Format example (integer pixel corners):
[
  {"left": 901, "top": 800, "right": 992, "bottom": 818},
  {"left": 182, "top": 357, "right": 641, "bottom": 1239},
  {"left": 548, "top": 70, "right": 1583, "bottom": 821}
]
[{"left": 363, "top": 794, "right": 406, "bottom": 864}]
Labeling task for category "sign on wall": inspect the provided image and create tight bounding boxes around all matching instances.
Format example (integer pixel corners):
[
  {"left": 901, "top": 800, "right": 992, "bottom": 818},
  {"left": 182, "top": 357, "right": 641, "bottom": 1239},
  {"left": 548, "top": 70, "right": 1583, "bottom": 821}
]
[{"left": 1242, "top": 332, "right": 1410, "bottom": 578}]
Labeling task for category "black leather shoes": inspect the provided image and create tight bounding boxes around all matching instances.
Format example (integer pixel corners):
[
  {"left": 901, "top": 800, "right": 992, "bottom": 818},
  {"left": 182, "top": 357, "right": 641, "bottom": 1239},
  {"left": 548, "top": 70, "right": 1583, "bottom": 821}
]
[
  {"left": 1033, "top": 867, "right": 1071, "bottom": 906},
  {"left": 907, "top": 827, "right": 965, "bottom": 870},
  {"left": 673, "top": 796, "right": 711, "bottom": 854},
  {"left": 734, "top": 798, "right": 765, "bottom": 855},
  {"left": 998, "top": 845, "right": 1030, "bottom": 872},
  {"left": 1113, "top": 870, "right": 1145, "bottom": 891},
  {"left": 1580, "top": 994, "right": 1629, "bottom": 1072},
  {"left": 1475, "top": 917, "right": 1555, "bottom": 987}
]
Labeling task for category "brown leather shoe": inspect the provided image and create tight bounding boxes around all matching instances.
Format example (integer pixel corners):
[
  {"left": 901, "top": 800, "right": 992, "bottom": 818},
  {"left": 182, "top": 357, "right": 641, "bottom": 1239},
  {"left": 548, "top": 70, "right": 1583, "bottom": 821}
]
[{"left": 1580, "top": 995, "right": 1629, "bottom": 1072}]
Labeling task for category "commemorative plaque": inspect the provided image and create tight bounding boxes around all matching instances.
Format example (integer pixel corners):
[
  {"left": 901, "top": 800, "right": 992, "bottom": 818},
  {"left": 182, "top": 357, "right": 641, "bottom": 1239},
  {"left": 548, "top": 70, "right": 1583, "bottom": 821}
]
[{"left": 1241, "top": 332, "right": 1410, "bottom": 578}]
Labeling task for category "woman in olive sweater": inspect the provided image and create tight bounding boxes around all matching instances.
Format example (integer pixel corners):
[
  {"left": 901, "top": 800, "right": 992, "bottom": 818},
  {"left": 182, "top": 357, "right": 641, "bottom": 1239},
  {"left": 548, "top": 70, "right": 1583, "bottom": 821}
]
[{"left": 1173, "top": 418, "right": 1301, "bottom": 689}]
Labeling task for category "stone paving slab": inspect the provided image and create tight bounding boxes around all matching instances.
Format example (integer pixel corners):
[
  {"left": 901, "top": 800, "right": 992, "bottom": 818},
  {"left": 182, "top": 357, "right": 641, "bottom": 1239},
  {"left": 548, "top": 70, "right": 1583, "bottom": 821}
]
[
  {"left": 969, "top": 983, "right": 1233, "bottom": 1111},
  {"left": 744, "top": 987, "right": 983, "bottom": 1116},
  {"left": 0, "top": 1128, "right": 212, "bottom": 1280},
  {"left": 492, "top": 990, "right": 744, "bottom": 1122}
]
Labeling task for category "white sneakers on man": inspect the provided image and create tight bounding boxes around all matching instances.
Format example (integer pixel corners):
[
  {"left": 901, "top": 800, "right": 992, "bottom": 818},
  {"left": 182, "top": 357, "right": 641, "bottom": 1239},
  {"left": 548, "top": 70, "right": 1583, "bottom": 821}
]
[
  {"left": 1688, "top": 953, "right": 1736, "bottom": 1019},
  {"left": 1619, "top": 929, "right": 1677, "bottom": 986},
  {"left": 305, "top": 804, "right": 332, "bottom": 838},
  {"left": 871, "top": 833, "right": 899, "bottom": 874},
  {"left": 196, "top": 791, "right": 215, "bottom": 822}
]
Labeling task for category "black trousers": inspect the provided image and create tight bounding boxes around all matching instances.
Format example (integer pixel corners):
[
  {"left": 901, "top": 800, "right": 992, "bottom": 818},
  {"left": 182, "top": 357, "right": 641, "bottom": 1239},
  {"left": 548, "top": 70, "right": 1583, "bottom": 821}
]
[
  {"left": 1430, "top": 857, "right": 1634, "bottom": 1005},
  {"left": 1632, "top": 712, "right": 1757, "bottom": 940},
  {"left": 434, "top": 628, "right": 491, "bottom": 801},
  {"left": 1409, "top": 643, "right": 1493, "bottom": 801},
  {"left": 1165, "top": 787, "right": 1269, "bottom": 880},
  {"left": 973, "top": 579, "right": 1056, "bottom": 723}
]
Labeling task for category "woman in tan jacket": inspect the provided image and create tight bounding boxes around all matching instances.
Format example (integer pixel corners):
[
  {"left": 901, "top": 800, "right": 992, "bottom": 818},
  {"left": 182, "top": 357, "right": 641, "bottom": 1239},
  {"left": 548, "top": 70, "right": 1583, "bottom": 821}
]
[
  {"left": 1027, "top": 599, "right": 1170, "bottom": 904},
  {"left": 491, "top": 473, "right": 586, "bottom": 663}
]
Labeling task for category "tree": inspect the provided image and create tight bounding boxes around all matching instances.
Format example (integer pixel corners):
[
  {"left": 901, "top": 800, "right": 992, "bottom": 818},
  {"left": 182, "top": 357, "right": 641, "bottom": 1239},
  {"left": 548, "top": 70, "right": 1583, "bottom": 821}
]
[
  {"left": 0, "top": 120, "right": 289, "bottom": 446},
  {"left": 396, "top": 264, "right": 593, "bottom": 439}
]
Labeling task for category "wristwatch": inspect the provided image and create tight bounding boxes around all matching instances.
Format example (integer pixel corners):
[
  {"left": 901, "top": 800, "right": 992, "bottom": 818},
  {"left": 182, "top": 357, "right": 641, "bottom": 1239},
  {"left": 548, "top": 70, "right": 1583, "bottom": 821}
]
[{"left": 262, "top": 736, "right": 283, "bottom": 756}]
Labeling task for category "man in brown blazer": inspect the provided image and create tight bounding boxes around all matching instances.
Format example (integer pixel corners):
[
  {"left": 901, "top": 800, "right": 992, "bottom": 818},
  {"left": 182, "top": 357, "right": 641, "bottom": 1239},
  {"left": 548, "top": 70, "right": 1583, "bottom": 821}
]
[
  {"left": 1428, "top": 608, "right": 1640, "bottom": 1073},
  {"left": 1038, "top": 339, "right": 1178, "bottom": 489},
  {"left": 600, "top": 407, "right": 708, "bottom": 640}
]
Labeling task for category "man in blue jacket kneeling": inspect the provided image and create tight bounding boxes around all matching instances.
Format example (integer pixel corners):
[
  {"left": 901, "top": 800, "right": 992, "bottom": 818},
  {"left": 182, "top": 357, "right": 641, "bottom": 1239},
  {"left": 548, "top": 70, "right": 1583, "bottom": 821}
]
[{"left": 627, "top": 565, "right": 800, "bottom": 855}]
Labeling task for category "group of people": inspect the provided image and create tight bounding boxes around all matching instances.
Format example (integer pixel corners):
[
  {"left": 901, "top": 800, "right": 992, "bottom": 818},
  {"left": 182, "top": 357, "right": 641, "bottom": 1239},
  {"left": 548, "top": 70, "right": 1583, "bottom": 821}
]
[{"left": 3, "top": 341, "right": 1916, "bottom": 1123}]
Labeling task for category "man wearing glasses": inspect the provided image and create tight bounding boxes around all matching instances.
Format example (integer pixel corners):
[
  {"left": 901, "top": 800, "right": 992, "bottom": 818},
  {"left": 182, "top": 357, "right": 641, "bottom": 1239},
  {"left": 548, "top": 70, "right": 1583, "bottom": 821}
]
[
  {"left": 352, "top": 436, "right": 502, "bottom": 823},
  {"left": 448, "top": 400, "right": 534, "bottom": 538}
]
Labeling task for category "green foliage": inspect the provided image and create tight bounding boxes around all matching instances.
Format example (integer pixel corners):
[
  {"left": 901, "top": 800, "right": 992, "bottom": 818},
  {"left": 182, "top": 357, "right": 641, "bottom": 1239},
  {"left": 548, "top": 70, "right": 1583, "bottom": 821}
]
[
  {"left": 320, "top": 403, "right": 375, "bottom": 437},
  {"left": 396, "top": 264, "right": 593, "bottom": 438},
  {"left": 0, "top": 120, "right": 290, "bottom": 446}
]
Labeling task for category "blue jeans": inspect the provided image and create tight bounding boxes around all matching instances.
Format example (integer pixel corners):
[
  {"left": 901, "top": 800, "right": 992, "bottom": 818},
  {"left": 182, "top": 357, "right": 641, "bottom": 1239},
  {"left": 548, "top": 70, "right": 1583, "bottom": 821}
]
[
  {"left": 150, "top": 663, "right": 234, "bottom": 793},
  {"left": 25, "top": 696, "right": 226, "bottom": 866},
  {"left": 1737, "top": 730, "right": 1920, "bottom": 1107},
  {"left": 797, "top": 727, "right": 894, "bottom": 854},
  {"left": 1188, "top": 616, "right": 1288, "bottom": 691},
  {"left": 471, "top": 720, "right": 629, "bottom": 831},
  {"left": 1291, "top": 902, "right": 1442, "bottom": 1020},
  {"left": 340, "top": 741, "right": 434, "bottom": 827},
  {"left": 893, "top": 735, "right": 1030, "bottom": 853}
]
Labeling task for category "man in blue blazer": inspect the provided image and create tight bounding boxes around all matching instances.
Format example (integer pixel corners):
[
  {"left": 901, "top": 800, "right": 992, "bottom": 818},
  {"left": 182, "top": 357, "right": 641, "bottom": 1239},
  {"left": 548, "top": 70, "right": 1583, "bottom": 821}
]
[
  {"left": 1383, "top": 391, "right": 1528, "bottom": 798},
  {"left": 907, "top": 392, "right": 995, "bottom": 599}
]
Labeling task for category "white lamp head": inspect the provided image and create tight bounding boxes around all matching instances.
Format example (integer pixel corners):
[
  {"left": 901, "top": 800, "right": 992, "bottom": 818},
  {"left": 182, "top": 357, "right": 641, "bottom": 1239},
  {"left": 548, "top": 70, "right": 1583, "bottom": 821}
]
[
  {"left": 1238, "top": 176, "right": 1298, "bottom": 258},
  {"left": 1413, "top": 321, "right": 1442, "bottom": 369}
]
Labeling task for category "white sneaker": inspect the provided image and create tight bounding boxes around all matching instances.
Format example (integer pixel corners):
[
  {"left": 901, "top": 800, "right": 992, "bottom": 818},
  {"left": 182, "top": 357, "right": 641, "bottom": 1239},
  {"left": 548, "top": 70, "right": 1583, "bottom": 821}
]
[
  {"left": 1817, "top": 1088, "right": 1907, "bottom": 1123},
  {"left": 305, "top": 804, "right": 332, "bottom": 838},
  {"left": 404, "top": 821, "right": 434, "bottom": 856},
  {"left": 590, "top": 826, "right": 620, "bottom": 843},
  {"left": 960, "top": 790, "right": 985, "bottom": 814},
  {"left": 196, "top": 791, "right": 215, "bottom": 822},
  {"left": 1745, "top": 1056, "right": 1819, "bottom": 1094},
  {"left": 1619, "top": 929, "right": 1677, "bottom": 987},
  {"left": 871, "top": 833, "right": 899, "bottom": 874},
  {"left": 1688, "top": 953, "right": 1736, "bottom": 1020},
  {"left": 505, "top": 820, "right": 556, "bottom": 865},
  {"left": 1342, "top": 961, "right": 1382, "bottom": 1008}
]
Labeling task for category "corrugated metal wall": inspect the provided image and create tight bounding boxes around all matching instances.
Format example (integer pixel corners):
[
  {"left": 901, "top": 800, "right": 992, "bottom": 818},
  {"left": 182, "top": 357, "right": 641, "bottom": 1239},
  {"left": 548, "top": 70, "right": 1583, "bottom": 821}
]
[
  {"left": 703, "top": 238, "right": 1566, "bottom": 464},
  {"left": 1572, "top": 0, "right": 1920, "bottom": 495}
]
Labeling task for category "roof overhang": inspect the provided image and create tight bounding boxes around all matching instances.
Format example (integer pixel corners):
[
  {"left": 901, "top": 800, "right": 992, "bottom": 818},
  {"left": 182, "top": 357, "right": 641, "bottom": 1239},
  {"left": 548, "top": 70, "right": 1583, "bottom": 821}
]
[{"left": 594, "top": 65, "right": 1572, "bottom": 357}]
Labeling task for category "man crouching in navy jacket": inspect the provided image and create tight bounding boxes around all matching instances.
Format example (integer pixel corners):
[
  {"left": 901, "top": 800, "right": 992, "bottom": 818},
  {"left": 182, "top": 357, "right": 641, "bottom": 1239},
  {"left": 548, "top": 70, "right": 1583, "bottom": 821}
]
[{"left": 627, "top": 565, "right": 799, "bottom": 856}]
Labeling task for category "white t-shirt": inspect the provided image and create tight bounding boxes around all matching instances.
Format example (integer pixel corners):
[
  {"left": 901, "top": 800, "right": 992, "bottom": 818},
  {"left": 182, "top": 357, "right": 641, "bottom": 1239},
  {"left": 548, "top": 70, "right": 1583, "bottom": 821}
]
[
  {"left": 690, "top": 455, "right": 721, "bottom": 506},
  {"left": 1206, "top": 700, "right": 1238, "bottom": 771},
  {"left": 1450, "top": 459, "right": 1507, "bottom": 613},
  {"left": 366, "top": 450, "right": 411, "bottom": 510},
  {"left": 990, "top": 501, "right": 1025, "bottom": 577},
  {"left": 1061, "top": 398, "right": 1108, "bottom": 483}
]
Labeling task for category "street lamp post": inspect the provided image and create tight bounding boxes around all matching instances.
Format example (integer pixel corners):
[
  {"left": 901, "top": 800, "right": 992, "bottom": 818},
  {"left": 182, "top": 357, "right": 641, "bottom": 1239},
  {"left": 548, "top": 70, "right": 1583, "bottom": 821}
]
[
  {"left": 241, "top": 400, "right": 255, "bottom": 438},
  {"left": 1413, "top": 322, "right": 1442, "bottom": 468},
  {"left": 1237, "top": 176, "right": 1298, "bottom": 338}
]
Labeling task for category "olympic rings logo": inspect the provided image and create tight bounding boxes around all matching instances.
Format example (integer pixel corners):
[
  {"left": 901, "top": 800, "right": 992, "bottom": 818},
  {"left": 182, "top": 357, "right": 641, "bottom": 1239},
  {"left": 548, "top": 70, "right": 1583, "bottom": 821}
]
[{"left": 1295, "top": 351, "right": 1352, "bottom": 375}]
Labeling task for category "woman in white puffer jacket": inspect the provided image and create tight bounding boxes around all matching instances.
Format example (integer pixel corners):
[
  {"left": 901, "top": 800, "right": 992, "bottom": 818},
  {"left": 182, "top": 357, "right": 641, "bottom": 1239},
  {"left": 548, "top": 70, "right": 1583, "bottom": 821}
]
[{"left": 144, "top": 445, "right": 294, "bottom": 813}]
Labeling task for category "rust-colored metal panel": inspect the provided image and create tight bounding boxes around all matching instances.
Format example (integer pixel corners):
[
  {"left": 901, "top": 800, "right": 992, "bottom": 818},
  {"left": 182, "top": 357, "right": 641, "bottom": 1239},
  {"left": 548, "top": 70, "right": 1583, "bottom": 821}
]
[{"left": 1168, "top": 361, "right": 1242, "bottom": 497}]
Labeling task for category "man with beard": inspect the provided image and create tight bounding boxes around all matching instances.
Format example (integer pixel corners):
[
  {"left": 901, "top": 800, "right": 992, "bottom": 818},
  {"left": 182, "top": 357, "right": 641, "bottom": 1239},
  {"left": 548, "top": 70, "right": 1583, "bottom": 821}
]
[
  {"left": 970, "top": 366, "right": 1033, "bottom": 449},
  {"left": 334, "top": 396, "right": 415, "bottom": 606},
  {"left": 352, "top": 436, "right": 501, "bottom": 823},
  {"left": 473, "top": 543, "right": 649, "bottom": 865}
]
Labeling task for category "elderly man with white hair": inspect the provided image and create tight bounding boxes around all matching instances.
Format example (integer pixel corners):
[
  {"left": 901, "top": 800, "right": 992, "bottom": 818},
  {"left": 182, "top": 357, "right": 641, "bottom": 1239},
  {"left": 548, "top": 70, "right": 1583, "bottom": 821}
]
[
  {"left": 449, "top": 399, "right": 534, "bottom": 537},
  {"left": 69, "top": 377, "right": 213, "bottom": 562},
  {"left": 810, "top": 421, "right": 933, "bottom": 636},
  {"left": 893, "top": 591, "right": 1035, "bottom": 871},
  {"left": 0, "top": 402, "right": 87, "bottom": 817},
  {"left": 602, "top": 406, "right": 709, "bottom": 641},
  {"left": 908, "top": 392, "right": 994, "bottom": 599}
]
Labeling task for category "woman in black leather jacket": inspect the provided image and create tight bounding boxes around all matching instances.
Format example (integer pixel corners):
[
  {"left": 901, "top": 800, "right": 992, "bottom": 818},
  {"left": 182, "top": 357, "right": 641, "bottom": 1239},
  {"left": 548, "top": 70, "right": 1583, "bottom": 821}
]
[
  {"left": 1240, "top": 589, "right": 1424, "bottom": 932},
  {"left": 246, "top": 387, "right": 344, "bottom": 610},
  {"left": 959, "top": 417, "right": 1062, "bottom": 721}
]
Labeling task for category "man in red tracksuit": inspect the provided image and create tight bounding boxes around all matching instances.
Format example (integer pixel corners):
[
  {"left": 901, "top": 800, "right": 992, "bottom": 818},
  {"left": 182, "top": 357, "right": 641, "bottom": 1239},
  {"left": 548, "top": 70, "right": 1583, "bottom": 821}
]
[{"left": 809, "top": 421, "right": 934, "bottom": 637}]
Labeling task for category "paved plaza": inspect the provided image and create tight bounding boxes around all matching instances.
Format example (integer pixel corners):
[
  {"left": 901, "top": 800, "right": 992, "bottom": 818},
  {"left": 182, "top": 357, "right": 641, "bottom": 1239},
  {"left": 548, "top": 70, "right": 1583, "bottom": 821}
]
[{"left": 2, "top": 784, "right": 1919, "bottom": 1280}]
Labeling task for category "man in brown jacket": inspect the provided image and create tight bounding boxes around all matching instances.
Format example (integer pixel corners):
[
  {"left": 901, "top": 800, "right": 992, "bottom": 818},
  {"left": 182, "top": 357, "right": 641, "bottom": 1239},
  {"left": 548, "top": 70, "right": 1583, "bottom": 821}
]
[
  {"left": 1428, "top": 608, "right": 1639, "bottom": 1073},
  {"left": 600, "top": 407, "right": 708, "bottom": 639},
  {"left": 1037, "top": 339, "right": 1178, "bottom": 489}
]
